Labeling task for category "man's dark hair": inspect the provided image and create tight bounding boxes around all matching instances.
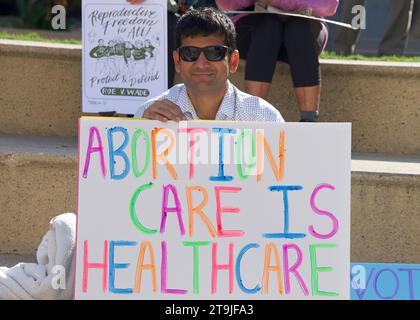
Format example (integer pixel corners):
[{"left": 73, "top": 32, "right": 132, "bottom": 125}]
[{"left": 175, "top": 7, "right": 236, "bottom": 50}]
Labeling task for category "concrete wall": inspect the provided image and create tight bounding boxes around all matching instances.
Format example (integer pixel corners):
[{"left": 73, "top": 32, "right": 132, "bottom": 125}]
[
  {"left": 0, "top": 40, "right": 81, "bottom": 137},
  {"left": 231, "top": 60, "right": 420, "bottom": 155},
  {"left": 351, "top": 172, "right": 420, "bottom": 263},
  {"left": 1, "top": 40, "right": 420, "bottom": 154},
  {"left": 1, "top": 41, "right": 419, "bottom": 264},
  {"left": 2, "top": 136, "right": 419, "bottom": 263},
  {"left": 0, "top": 134, "right": 77, "bottom": 255}
]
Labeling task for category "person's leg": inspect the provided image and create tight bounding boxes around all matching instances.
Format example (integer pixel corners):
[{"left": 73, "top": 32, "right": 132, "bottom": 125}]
[
  {"left": 236, "top": 14, "right": 284, "bottom": 100},
  {"left": 294, "top": 86, "right": 321, "bottom": 112},
  {"left": 410, "top": 0, "right": 420, "bottom": 38},
  {"left": 378, "top": 0, "right": 413, "bottom": 56},
  {"left": 284, "top": 18, "right": 323, "bottom": 121},
  {"left": 333, "top": 0, "right": 365, "bottom": 55},
  {"left": 244, "top": 81, "right": 272, "bottom": 99}
]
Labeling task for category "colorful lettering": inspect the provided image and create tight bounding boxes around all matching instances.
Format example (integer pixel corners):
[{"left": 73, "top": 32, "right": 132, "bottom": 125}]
[
  {"left": 263, "top": 186, "right": 306, "bottom": 239},
  {"left": 210, "top": 128, "right": 237, "bottom": 182},
  {"left": 82, "top": 126, "right": 106, "bottom": 179},
  {"left": 134, "top": 241, "right": 157, "bottom": 293},
  {"left": 186, "top": 186, "right": 216, "bottom": 237},
  {"left": 211, "top": 242, "right": 234, "bottom": 294},
  {"left": 215, "top": 186, "right": 244, "bottom": 237},
  {"left": 183, "top": 241, "right": 211, "bottom": 294},
  {"left": 160, "top": 184, "right": 185, "bottom": 236},
  {"left": 309, "top": 243, "right": 338, "bottom": 297},
  {"left": 108, "top": 126, "right": 130, "bottom": 180},
  {"left": 309, "top": 184, "right": 339, "bottom": 239},
  {"left": 130, "top": 182, "right": 157, "bottom": 235}
]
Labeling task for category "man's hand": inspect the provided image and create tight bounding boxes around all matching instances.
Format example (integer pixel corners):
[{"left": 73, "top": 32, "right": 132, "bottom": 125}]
[
  {"left": 126, "top": 0, "right": 144, "bottom": 4},
  {"left": 142, "top": 99, "right": 187, "bottom": 122}
]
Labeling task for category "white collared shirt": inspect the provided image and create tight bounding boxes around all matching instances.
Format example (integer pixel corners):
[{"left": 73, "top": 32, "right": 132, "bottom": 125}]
[{"left": 134, "top": 81, "right": 284, "bottom": 122}]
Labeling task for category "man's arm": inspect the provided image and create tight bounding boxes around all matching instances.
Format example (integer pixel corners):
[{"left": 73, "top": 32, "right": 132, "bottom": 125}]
[{"left": 135, "top": 99, "right": 187, "bottom": 122}]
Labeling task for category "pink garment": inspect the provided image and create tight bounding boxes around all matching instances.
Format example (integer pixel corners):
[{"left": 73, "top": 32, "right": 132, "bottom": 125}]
[
  {"left": 215, "top": 0, "right": 253, "bottom": 24},
  {"left": 216, "top": 0, "right": 339, "bottom": 17},
  {"left": 269, "top": 0, "right": 339, "bottom": 17},
  {"left": 216, "top": 0, "right": 330, "bottom": 54},
  {"left": 216, "top": 0, "right": 255, "bottom": 10}
]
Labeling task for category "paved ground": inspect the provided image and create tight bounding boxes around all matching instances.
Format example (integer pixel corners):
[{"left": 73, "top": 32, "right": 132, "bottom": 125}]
[{"left": 0, "top": 254, "right": 36, "bottom": 268}]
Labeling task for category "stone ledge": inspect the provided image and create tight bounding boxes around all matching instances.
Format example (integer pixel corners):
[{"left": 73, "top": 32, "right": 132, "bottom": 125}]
[
  {"left": 0, "top": 134, "right": 419, "bottom": 263},
  {"left": 351, "top": 172, "right": 420, "bottom": 263},
  {"left": 5, "top": 40, "right": 420, "bottom": 68},
  {"left": 320, "top": 58, "right": 420, "bottom": 69},
  {"left": 0, "top": 134, "right": 76, "bottom": 156},
  {"left": 0, "top": 39, "right": 81, "bottom": 60},
  {"left": 352, "top": 153, "right": 420, "bottom": 176},
  {"left": 0, "top": 135, "right": 77, "bottom": 255},
  {"left": 4, "top": 39, "right": 420, "bottom": 73},
  {"left": 1, "top": 41, "right": 419, "bottom": 154},
  {"left": 2, "top": 134, "right": 419, "bottom": 174},
  {"left": 0, "top": 254, "right": 36, "bottom": 268}
]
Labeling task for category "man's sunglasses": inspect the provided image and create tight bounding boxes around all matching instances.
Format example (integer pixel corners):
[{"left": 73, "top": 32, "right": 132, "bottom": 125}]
[{"left": 177, "top": 45, "right": 231, "bottom": 62}]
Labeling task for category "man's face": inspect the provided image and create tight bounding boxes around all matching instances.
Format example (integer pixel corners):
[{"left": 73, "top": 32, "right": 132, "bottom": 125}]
[{"left": 173, "top": 33, "right": 239, "bottom": 94}]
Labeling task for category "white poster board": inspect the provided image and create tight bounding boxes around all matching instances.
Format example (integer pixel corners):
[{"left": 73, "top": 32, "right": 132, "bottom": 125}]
[
  {"left": 74, "top": 117, "right": 351, "bottom": 300},
  {"left": 82, "top": 0, "right": 167, "bottom": 114}
]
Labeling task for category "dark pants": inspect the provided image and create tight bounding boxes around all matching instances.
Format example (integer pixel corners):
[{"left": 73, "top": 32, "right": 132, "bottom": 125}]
[
  {"left": 379, "top": 0, "right": 414, "bottom": 56},
  {"left": 334, "top": 0, "right": 417, "bottom": 56},
  {"left": 235, "top": 14, "right": 325, "bottom": 88}
]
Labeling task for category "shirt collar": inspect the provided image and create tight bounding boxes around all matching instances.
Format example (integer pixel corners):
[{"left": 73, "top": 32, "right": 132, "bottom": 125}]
[
  {"left": 177, "top": 81, "right": 236, "bottom": 120},
  {"left": 215, "top": 80, "right": 236, "bottom": 120},
  {"left": 177, "top": 85, "right": 198, "bottom": 120}
]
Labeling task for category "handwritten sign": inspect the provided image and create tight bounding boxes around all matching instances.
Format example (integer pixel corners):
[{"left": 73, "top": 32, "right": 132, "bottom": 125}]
[
  {"left": 350, "top": 263, "right": 420, "bottom": 300},
  {"left": 82, "top": 0, "right": 167, "bottom": 114},
  {"left": 74, "top": 117, "right": 351, "bottom": 299}
]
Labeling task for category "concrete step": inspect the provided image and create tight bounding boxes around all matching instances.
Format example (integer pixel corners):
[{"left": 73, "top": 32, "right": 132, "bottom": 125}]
[
  {"left": 1, "top": 134, "right": 419, "bottom": 264},
  {"left": 1, "top": 40, "right": 420, "bottom": 154},
  {"left": 0, "top": 254, "right": 36, "bottom": 268},
  {"left": 0, "top": 134, "right": 77, "bottom": 256},
  {"left": 351, "top": 154, "right": 420, "bottom": 263}
]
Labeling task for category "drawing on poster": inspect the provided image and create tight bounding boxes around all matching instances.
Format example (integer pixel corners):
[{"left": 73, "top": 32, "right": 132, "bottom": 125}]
[
  {"left": 88, "top": 33, "right": 161, "bottom": 85},
  {"left": 83, "top": 1, "right": 167, "bottom": 114}
]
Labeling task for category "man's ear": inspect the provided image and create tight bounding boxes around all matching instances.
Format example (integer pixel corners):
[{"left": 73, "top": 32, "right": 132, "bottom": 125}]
[
  {"left": 229, "top": 49, "right": 240, "bottom": 74},
  {"left": 173, "top": 50, "right": 181, "bottom": 73}
]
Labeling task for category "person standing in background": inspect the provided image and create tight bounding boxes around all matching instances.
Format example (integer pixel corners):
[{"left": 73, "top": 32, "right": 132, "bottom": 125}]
[
  {"left": 332, "top": 0, "right": 364, "bottom": 55},
  {"left": 216, "top": 0, "right": 331, "bottom": 122},
  {"left": 412, "top": 2, "right": 420, "bottom": 36},
  {"left": 333, "top": 0, "right": 419, "bottom": 56},
  {"left": 378, "top": 0, "right": 417, "bottom": 56}
]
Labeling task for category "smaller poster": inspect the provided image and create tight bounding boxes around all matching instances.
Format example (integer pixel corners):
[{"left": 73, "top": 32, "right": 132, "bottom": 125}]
[
  {"left": 350, "top": 263, "right": 420, "bottom": 300},
  {"left": 82, "top": 0, "right": 168, "bottom": 114}
]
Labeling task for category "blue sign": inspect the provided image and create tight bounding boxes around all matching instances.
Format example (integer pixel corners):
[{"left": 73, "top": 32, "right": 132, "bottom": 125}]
[{"left": 350, "top": 263, "right": 420, "bottom": 300}]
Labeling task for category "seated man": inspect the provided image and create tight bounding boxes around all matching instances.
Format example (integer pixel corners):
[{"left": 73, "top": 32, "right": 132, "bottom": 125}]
[{"left": 134, "top": 7, "right": 284, "bottom": 122}]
